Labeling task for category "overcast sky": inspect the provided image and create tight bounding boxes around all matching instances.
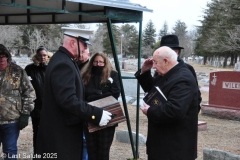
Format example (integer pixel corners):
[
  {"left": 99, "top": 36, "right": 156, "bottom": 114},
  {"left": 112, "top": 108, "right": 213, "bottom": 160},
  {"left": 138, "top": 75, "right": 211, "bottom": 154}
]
[{"left": 129, "top": 0, "right": 211, "bottom": 32}]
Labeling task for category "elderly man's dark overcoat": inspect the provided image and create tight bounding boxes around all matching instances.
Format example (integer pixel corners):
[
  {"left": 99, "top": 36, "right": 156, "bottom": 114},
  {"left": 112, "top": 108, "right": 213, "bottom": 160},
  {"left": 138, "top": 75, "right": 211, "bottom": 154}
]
[{"left": 135, "top": 60, "right": 199, "bottom": 160}]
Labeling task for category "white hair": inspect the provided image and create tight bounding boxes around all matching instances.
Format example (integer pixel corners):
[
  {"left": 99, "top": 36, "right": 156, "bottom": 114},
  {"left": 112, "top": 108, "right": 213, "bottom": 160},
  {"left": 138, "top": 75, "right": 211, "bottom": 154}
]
[{"left": 158, "top": 46, "right": 178, "bottom": 61}]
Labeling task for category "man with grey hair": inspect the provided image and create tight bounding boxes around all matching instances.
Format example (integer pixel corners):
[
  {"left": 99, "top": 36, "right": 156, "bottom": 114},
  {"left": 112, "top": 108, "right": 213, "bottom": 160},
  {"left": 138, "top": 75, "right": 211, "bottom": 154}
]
[
  {"left": 135, "top": 46, "right": 199, "bottom": 160},
  {"left": 78, "top": 48, "right": 90, "bottom": 70}
]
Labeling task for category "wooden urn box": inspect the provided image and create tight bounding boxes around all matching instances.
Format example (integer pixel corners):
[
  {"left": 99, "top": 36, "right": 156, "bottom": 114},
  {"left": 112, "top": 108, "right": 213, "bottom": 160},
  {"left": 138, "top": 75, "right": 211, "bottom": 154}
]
[{"left": 88, "top": 96, "right": 126, "bottom": 132}]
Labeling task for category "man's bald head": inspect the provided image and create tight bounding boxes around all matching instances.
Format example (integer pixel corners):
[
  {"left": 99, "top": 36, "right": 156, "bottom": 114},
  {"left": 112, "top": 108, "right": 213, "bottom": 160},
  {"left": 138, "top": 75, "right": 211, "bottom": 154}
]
[{"left": 152, "top": 46, "right": 178, "bottom": 76}]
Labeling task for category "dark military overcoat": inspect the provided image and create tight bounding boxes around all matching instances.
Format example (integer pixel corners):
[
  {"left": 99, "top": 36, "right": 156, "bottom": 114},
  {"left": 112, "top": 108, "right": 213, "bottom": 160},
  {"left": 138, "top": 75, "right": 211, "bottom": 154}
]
[{"left": 36, "top": 46, "right": 103, "bottom": 160}]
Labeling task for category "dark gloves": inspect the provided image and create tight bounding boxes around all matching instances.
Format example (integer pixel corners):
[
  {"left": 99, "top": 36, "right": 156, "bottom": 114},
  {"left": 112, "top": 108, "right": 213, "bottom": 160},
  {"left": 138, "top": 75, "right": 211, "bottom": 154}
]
[{"left": 19, "top": 113, "right": 30, "bottom": 130}]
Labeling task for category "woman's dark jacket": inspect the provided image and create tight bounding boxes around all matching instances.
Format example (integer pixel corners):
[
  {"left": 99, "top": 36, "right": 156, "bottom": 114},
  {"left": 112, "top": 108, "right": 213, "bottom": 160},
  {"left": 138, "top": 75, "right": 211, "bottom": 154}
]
[
  {"left": 25, "top": 63, "right": 46, "bottom": 117},
  {"left": 84, "top": 70, "right": 121, "bottom": 102}
]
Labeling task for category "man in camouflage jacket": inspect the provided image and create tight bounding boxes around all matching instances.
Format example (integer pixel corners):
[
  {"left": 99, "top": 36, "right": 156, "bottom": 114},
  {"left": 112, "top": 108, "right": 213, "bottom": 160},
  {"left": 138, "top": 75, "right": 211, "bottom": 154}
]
[{"left": 0, "top": 44, "right": 35, "bottom": 159}]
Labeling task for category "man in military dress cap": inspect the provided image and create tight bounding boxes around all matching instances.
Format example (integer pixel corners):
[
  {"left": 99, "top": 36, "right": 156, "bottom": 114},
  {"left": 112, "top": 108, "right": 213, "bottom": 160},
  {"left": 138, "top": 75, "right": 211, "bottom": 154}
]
[{"left": 36, "top": 27, "right": 112, "bottom": 160}]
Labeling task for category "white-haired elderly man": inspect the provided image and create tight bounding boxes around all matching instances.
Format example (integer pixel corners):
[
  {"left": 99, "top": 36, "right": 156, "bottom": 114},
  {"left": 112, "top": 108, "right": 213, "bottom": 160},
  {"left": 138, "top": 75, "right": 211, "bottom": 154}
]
[{"left": 135, "top": 46, "right": 199, "bottom": 160}]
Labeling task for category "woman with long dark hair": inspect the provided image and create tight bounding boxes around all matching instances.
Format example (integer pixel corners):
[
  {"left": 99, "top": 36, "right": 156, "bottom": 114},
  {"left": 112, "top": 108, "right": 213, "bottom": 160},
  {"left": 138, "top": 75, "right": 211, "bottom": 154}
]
[{"left": 81, "top": 52, "right": 121, "bottom": 160}]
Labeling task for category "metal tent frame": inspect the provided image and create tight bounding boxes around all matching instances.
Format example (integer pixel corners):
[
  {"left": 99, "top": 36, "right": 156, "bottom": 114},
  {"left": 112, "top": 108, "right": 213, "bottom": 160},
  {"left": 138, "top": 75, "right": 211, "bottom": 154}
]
[{"left": 0, "top": 0, "right": 152, "bottom": 159}]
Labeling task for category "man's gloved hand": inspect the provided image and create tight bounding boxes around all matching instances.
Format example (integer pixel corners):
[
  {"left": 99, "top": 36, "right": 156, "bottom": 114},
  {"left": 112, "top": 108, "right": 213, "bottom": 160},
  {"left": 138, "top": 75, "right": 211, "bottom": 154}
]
[
  {"left": 99, "top": 110, "right": 112, "bottom": 126},
  {"left": 19, "top": 113, "right": 30, "bottom": 130}
]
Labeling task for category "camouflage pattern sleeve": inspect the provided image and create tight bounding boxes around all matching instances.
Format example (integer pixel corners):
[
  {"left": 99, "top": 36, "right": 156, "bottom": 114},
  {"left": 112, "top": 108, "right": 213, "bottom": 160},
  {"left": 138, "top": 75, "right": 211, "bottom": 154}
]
[{"left": 20, "top": 69, "right": 36, "bottom": 114}]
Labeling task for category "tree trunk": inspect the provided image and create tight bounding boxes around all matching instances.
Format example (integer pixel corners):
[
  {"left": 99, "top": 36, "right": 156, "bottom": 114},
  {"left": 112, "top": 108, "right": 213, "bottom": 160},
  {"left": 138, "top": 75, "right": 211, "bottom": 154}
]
[
  {"left": 234, "top": 53, "right": 238, "bottom": 64},
  {"left": 230, "top": 53, "right": 234, "bottom": 67},
  {"left": 223, "top": 56, "right": 228, "bottom": 68},
  {"left": 16, "top": 49, "right": 20, "bottom": 57},
  {"left": 203, "top": 56, "right": 207, "bottom": 65},
  {"left": 217, "top": 56, "right": 221, "bottom": 67}
]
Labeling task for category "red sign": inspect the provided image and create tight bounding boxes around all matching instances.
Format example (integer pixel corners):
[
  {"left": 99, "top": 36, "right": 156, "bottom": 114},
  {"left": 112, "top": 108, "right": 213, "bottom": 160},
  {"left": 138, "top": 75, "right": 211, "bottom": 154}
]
[{"left": 208, "top": 71, "right": 240, "bottom": 110}]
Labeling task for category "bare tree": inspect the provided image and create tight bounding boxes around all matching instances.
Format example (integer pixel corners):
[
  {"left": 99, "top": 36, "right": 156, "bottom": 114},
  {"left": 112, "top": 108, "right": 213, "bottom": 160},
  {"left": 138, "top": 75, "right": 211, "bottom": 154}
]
[
  {"left": 181, "top": 29, "right": 198, "bottom": 58},
  {"left": 25, "top": 29, "right": 47, "bottom": 56},
  {"left": 70, "top": 24, "right": 91, "bottom": 29},
  {"left": 219, "top": 25, "right": 240, "bottom": 52},
  {"left": 142, "top": 45, "right": 153, "bottom": 58},
  {"left": 90, "top": 24, "right": 105, "bottom": 54},
  {"left": 0, "top": 25, "right": 23, "bottom": 54},
  {"left": 46, "top": 36, "right": 63, "bottom": 52}
]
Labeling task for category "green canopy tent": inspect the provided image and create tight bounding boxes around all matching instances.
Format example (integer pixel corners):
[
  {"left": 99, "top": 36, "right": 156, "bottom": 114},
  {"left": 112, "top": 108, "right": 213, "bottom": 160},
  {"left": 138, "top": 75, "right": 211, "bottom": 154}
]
[{"left": 0, "top": 0, "right": 152, "bottom": 158}]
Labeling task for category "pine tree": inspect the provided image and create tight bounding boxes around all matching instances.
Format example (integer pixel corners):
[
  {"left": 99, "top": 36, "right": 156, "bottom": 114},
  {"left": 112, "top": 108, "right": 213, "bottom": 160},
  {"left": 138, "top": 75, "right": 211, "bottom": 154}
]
[
  {"left": 172, "top": 20, "right": 188, "bottom": 38},
  {"left": 142, "top": 20, "right": 156, "bottom": 49},
  {"left": 120, "top": 24, "right": 139, "bottom": 57},
  {"left": 102, "top": 24, "right": 120, "bottom": 56},
  {"left": 158, "top": 21, "right": 169, "bottom": 40},
  {"left": 171, "top": 20, "right": 189, "bottom": 58}
]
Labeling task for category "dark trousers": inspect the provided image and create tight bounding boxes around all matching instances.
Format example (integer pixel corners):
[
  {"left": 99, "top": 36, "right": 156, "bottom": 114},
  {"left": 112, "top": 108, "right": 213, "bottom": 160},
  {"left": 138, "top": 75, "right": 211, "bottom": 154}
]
[
  {"left": 31, "top": 116, "right": 40, "bottom": 154},
  {"left": 86, "top": 126, "right": 115, "bottom": 160},
  {"left": 148, "top": 155, "right": 159, "bottom": 160},
  {"left": 0, "top": 122, "right": 20, "bottom": 160}
]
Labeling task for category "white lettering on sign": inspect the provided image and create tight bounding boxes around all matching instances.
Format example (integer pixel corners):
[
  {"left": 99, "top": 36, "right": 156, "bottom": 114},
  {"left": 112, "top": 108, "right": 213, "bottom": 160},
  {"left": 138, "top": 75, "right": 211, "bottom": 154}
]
[{"left": 222, "top": 81, "right": 240, "bottom": 90}]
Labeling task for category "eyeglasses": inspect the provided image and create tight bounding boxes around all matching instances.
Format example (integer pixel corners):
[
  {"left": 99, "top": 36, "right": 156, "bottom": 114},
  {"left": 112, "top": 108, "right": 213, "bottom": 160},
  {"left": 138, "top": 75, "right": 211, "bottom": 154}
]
[
  {"left": 0, "top": 55, "right": 7, "bottom": 59},
  {"left": 93, "top": 61, "right": 105, "bottom": 65}
]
